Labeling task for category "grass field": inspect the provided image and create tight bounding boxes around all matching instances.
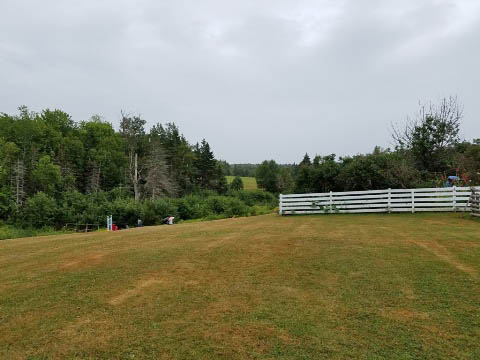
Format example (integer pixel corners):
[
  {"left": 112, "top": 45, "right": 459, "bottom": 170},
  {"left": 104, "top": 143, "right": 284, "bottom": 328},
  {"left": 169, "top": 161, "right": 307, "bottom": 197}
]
[
  {"left": 226, "top": 176, "right": 258, "bottom": 190},
  {"left": 1, "top": 213, "right": 480, "bottom": 359}
]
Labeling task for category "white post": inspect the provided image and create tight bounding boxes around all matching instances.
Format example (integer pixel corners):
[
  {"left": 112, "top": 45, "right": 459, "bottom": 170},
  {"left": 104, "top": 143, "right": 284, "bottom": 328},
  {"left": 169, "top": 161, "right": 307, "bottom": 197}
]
[
  {"left": 453, "top": 186, "right": 456, "bottom": 212},
  {"left": 387, "top": 188, "right": 391, "bottom": 213},
  {"left": 279, "top": 194, "right": 283, "bottom": 215},
  {"left": 411, "top": 189, "right": 415, "bottom": 213},
  {"left": 329, "top": 191, "right": 333, "bottom": 212}
]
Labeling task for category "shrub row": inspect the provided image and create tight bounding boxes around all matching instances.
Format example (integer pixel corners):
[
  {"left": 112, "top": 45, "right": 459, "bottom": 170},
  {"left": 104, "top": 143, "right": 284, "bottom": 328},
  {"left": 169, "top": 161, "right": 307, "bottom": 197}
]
[{"left": 13, "top": 189, "right": 277, "bottom": 229}]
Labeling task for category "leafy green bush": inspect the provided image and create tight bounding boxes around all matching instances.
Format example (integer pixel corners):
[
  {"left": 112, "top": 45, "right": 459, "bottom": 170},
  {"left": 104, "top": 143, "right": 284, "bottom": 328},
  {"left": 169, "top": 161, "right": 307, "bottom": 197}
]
[
  {"left": 141, "top": 198, "right": 178, "bottom": 225},
  {"left": 0, "top": 223, "right": 62, "bottom": 240},
  {"left": 231, "top": 190, "right": 277, "bottom": 207},
  {"left": 59, "top": 190, "right": 88, "bottom": 225},
  {"left": 205, "top": 196, "right": 228, "bottom": 214},
  {"left": 175, "top": 195, "right": 209, "bottom": 220},
  {"left": 224, "top": 198, "right": 249, "bottom": 217},
  {"left": 22, "top": 192, "right": 58, "bottom": 228},
  {"left": 11, "top": 188, "right": 276, "bottom": 230},
  {"left": 110, "top": 198, "right": 142, "bottom": 227}
]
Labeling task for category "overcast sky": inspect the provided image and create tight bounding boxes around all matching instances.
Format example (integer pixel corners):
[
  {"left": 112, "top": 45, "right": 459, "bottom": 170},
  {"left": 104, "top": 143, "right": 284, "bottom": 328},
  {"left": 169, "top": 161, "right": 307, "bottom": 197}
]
[{"left": 1, "top": 0, "right": 479, "bottom": 163}]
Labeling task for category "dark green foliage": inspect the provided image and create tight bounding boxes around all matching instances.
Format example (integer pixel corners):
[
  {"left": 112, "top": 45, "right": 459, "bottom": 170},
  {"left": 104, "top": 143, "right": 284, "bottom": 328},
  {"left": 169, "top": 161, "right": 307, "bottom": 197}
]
[
  {"left": 80, "top": 118, "right": 127, "bottom": 192},
  {"left": 256, "top": 160, "right": 281, "bottom": 193},
  {"left": 32, "top": 155, "right": 62, "bottom": 196},
  {"left": 291, "top": 149, "right": 425, "bottom": 194},
  {"left": 176, "top": 195, "right": 209, "bottom": 220},
  {"left": 0, "top": 106, "right": 255, "bottom": 229},
  {"left": 150, "top": 122, "right": 196, "bottom": 195},
  {"left": 294, "top": 161, "right": 314, "bottom": 193},
  {"left": 230, "top": 176, "right": 244, "bottom": 191},
  {"left": 212, "top": 162, "right": 228, "bottom": 195},
  {"left": 217, "top": 160, "right": 231, "bottom": 176},
  {"left": 141, "top": 198, "right": 178, "bottom": 225},
  {"left": 0, "top": 189, "right": 11, "bottom": 219},
  {"left": 232, "top": 190, "right": 277, "bottom": 207},
  {"left": 300, "top": 153, "right": 311, "bottom": 166},
  {"left": 224, "top": 198, "right": 250, "bottom": 217},
  {"left": 22, "top": 192, "right": 58, "bottom": 228},
  {"left": 193, "top": 139, "right": 217, "bottom": 188},
  {"left": 1, "top": 97, "right": 478, "bottom": 230},
  {"left": 278, "top": 167, "right": 295, "bottom": 193},
  {"left": 16, "top": 189, "right": 274, "bottom": 228}
]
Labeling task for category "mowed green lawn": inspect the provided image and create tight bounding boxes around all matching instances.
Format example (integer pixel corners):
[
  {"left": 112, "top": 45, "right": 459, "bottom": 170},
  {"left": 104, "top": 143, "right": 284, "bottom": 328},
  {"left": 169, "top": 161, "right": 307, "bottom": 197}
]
[
  {"left": 1, "top": 213, "right": 480, "bottom": 359},
  {"left": 226, "top": 176, "right": 258, "bottom": 190}
]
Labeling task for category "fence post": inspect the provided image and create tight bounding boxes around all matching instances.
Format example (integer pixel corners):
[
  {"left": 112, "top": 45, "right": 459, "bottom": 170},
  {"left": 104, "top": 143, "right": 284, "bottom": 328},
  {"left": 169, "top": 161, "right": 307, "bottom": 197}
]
[
  {"left": 387, "top": 188, "right": 391, "bottom": 213},
  {"left": 411, "top": 189, "right": 415, "bottom": 213},
  {"left": 279, "top": 194, "right": 283, "bottom": 215},
  {"left": 453, "top": 186, "right": 456, "bottom": 212},
  {"left": 329, "top": 191, "right": 333, "bottom": 212}
]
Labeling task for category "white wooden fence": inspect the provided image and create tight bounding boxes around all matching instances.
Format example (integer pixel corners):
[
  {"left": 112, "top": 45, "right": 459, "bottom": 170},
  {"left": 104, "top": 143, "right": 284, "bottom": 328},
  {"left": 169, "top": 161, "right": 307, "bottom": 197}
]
[
  {"left": 472, "top": 192, "right": 480, "bottom": 217},
  {"left": 279, "top": 187, "right": 480, "bottom": 215}
]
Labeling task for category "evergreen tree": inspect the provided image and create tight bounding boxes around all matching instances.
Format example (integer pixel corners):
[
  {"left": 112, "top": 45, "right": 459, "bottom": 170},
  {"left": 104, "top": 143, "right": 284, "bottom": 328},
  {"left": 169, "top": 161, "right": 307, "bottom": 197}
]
[
  {"left": 230, "top": 176, "right": 244, "bottom": 191},
  {"left": 194, "top": 139, "right": 216, "bottom": 188},
  {"left": 300, "top": 153, "right": 311, "bottom": 166},
  {"left": 151, "top": 122, "right": 194, "bottom": 194}
]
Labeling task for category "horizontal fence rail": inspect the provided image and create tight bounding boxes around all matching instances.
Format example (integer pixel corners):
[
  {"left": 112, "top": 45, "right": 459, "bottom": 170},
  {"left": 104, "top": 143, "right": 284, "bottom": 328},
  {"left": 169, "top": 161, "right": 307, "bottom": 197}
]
[
  {"left": 64, "top": 223, "right": 101, "bottom": 232},
  {"left": 279, "top": 187, "right": 480, "bottom": 215}
]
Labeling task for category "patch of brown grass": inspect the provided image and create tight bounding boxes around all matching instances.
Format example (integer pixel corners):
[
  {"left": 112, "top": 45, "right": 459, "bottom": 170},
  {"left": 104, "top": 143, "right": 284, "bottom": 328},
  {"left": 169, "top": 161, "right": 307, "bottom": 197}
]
[
  {"left": 109, "top": 278, "right": 167, "bottom": 305},
  {"left": 411, "top": 239, "right": 478, "bottom": 278},
  {"left": 1, "top": 213, "right": 480, "bottom": 359}
]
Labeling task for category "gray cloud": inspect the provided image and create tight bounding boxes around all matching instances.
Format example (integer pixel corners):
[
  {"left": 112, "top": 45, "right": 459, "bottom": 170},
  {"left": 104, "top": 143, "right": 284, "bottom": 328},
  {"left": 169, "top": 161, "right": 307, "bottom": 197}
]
[{"left": 1, "top": 0, "right": 479, "bottom": 163}]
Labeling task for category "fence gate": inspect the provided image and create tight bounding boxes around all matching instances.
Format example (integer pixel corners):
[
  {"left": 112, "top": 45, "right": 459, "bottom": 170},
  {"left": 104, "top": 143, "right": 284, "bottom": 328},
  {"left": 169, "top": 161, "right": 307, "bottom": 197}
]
[{"left": 472, "top": 192, "right": 480, "bottom": 217}]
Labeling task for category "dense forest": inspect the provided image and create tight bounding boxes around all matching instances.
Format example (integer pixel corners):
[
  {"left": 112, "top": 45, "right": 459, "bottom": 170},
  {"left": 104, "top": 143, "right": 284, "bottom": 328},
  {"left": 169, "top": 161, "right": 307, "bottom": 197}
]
[
  {"left": 1, "top": 97, "right": 479, "bottom": 230},
  {"left": 0, "top": 106, "right": 275, "bottom": 229}
]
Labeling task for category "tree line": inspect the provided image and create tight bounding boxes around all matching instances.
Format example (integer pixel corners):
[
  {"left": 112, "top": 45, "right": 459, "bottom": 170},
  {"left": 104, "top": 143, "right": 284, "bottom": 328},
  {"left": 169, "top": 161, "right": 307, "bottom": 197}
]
[
  {"left": 0, "top": 106, "right": 276, "bottom": 228},
  {"left": 255, "top": 97, "right": 480, "bottom": 193},
  {"left": 1, "top": 96, "right": 478, "bottom": 229}
]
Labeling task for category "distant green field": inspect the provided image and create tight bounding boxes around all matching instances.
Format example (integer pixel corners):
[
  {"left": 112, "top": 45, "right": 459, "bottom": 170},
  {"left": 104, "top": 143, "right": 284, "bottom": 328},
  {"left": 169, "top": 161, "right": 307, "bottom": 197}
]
[{"left": 226, "top": 176, "right": 258, "bottom": 190}]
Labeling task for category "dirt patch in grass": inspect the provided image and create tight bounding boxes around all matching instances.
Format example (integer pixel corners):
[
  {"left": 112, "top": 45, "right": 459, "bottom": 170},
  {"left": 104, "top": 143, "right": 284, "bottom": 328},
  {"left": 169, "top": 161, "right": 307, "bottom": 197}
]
[
  {"left": 60, "top": 252, "right": 107, "bottom": 269},
  {"left": 381, "top": 308, "right": 430, "bottom": 322},
  {"left": 108, "top": 278, "right": 167, "bottom": 305},
  {"left": 411, "top": 239, "right": 479, "bottom": 278}
]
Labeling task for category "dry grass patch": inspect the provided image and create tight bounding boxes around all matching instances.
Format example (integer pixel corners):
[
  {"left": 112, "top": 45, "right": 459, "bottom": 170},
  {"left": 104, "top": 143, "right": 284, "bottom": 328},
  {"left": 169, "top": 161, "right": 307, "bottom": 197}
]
[{"left": 1, "top": 213, "right": 480, "bottom": 359}]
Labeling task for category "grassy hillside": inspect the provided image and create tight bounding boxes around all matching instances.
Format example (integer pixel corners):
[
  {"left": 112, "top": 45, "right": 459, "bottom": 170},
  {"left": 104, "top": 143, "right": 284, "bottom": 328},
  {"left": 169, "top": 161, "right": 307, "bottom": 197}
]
[
  {"left": 226, "top": 176, "right": 258, "bottom": 190},
  {"left": 1, "top": 213, "right": 480, "bottom": 359}
]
